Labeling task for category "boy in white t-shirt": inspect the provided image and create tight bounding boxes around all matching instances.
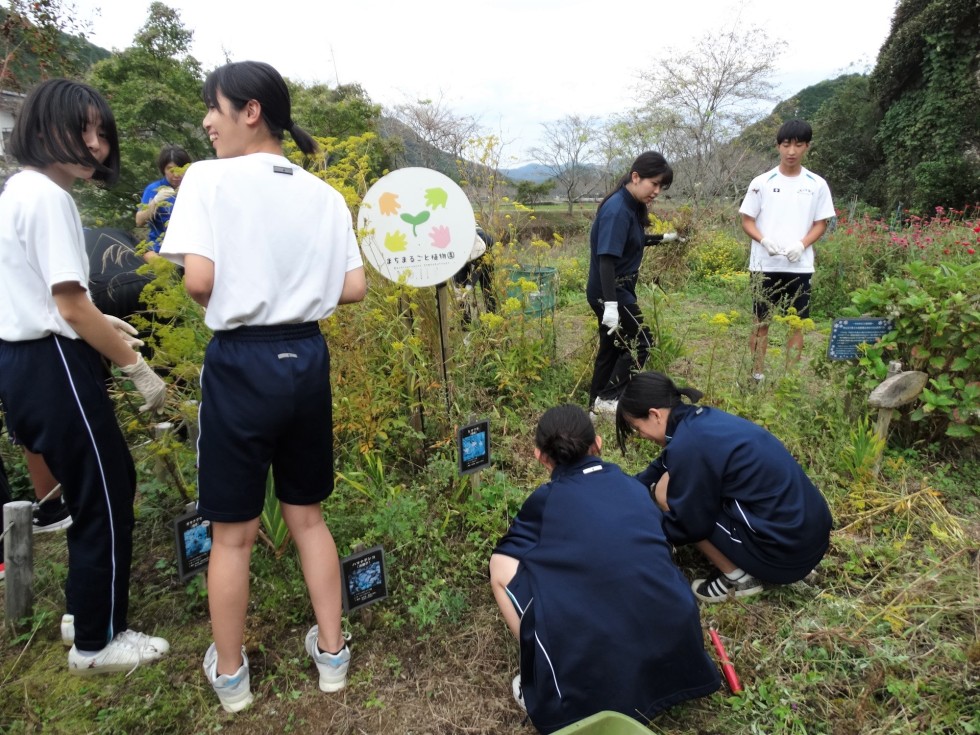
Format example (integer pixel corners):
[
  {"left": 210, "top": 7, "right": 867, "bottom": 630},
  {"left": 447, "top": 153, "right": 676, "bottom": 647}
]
[{"left": 739, "top": 119, "right": 836, "bottom": 381}]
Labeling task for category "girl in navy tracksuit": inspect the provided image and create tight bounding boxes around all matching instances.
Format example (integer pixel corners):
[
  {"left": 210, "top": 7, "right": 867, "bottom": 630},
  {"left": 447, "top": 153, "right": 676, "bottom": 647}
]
[
  {"left": 616, "top": 372, "right": 832, "bottom": 603},
  {"left": 0, "top": 79, "right": 168, "bottom": 673},
  {"left": 489, "top": 404, "right": 719, "bottom": 733}
]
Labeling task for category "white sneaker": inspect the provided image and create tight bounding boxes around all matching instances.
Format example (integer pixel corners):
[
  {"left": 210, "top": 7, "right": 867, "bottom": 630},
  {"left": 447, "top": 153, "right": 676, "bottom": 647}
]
[
  {"left": 60, "top": 615, "right": 168, "bottom": 660},
  {"left": 68, "top": 628, "right": 169, "bottom": 675},
  {"left": 592, "top": 397, "right": 619, "bottom": 415},
  {"left": 203, "top": 643, "right": 254, "bottom": 713},
  {"left": 61, "top": 614, "right": 74, "bottom": 646},
  {"left": 304, "top": 625, "right": 351, "bottom": 692},
  {"left": 512, "top": 674, "right": 526, "bottom": 712}
]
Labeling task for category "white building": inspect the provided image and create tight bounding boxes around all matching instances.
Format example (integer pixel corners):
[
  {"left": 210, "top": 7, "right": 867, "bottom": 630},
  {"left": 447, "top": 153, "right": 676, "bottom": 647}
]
[{"left": 0, "top": 89, "right": 25, "bottom": 159}]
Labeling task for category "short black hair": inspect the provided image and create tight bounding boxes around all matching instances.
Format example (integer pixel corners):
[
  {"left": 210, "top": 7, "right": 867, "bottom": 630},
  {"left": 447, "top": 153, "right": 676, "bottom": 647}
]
[
  {"left": 156, "top": 144, "right": 191, "bottom": 175},
  {"left": 9, "top": 78, "right": 120, "bottom": 185},
  {"left": 776, "top": 119, "right": 813, "bottom": 145}
]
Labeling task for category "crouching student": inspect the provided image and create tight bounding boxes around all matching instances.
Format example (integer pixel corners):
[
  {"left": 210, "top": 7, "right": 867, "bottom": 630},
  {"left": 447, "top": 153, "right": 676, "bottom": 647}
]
[
  {"left": 489, "top": 404, "right": 719, "bottom": 733},
  {"left": 615, "top": 371, "right": 832, "bottom": 603}
]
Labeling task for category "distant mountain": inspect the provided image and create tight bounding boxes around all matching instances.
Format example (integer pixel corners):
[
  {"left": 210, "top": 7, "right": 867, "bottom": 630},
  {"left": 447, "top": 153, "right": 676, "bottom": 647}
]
[
  {"left": 500, "top": 163, "right": 552, "bottom": 184},
  {"left": 0, "top": 8, "right": 111, "bottom": 92}
]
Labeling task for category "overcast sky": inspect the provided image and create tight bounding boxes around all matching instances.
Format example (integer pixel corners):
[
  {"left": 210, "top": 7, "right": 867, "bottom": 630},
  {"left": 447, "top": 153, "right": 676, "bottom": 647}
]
[{"left": 74, "top": 0, "right": 898, "bottom": 165}]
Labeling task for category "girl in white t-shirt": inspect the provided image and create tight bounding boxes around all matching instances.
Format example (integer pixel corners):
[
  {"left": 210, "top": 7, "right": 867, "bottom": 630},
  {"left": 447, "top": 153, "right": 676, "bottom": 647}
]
[
  {"left": 161, "top": 61, "right": 367, "bottom": 713},
  {"left": 0, "top": 79, "right": 168, "bottom": 674}
]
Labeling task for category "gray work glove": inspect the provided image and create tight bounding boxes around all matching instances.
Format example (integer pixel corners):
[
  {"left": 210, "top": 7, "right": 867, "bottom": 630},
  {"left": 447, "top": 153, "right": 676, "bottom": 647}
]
[
  {"left": 105, "top": 314, "right": 144, "bottom": 350},
  {"left": 602, "top": 301, "right": 619, "bottom": 335},
  {"left": 784, "top": 240, "right": 805, "bottom": 262},
  {"left": 760, "top": 237, "right": 782, "bottom": 256},
  {"left": 119, "top": 354, "right": 166, "bottom": 413}
]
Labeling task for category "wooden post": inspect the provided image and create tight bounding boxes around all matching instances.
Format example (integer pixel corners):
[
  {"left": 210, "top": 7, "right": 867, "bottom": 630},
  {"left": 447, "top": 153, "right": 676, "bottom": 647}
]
[
  {"left": 3, "top": 500, "right": 34, "bottom": 624},
  {"left": 435, "top": 283, "right": 453, "bottom": 415}
]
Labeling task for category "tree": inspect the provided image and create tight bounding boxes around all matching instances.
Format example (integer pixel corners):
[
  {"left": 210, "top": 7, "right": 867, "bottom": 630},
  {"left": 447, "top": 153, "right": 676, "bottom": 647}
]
[
  {"left": 808, "top": 75, "right": 885, "bottom": 209},
  {"left": 0, "top": 0, "right": 105, "bottom": 92},
  {"left": 514, "top": 179, "right": 553, "bottom": 205},
  {"left": 635, "top": 25, "right": 784, "bottom": 204},
  {"left": 869, "top": 0, "right": 980, "bottom": 212},
  {"left": 81, "top": 2, "right": 210, "bottom": 228},
  {"left": 529, "top": 114, "right": 602, "bottom": 214},
  {"left": 383, "top": 93, "right": 480, "bottom": 176},
  {"left": 289, "top": 80, "right": 395, "bottom": 177}
]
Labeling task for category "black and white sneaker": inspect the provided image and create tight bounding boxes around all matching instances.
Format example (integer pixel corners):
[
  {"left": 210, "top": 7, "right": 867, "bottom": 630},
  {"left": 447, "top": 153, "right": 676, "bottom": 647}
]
[
  {"left": 512, "top": 674, "right": 526, "bottom": 713},
  {"left": 692, "top": 570, "right": 762, "bottom": 603},
  {"left": 33, "top": 497, "right": 73, "bottom": 534}
]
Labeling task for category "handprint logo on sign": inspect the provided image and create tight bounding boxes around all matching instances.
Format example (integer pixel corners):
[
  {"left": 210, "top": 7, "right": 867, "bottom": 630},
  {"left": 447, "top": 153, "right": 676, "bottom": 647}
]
[{"left": 357, "top": 168, "right": 476, "bottom": 288}]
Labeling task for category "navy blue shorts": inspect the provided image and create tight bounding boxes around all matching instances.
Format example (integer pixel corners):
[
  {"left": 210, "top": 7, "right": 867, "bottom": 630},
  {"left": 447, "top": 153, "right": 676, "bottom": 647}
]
[
  {"left": 197, "top": 322, "right": 333, "bottom": 523},
  {"left": 752, "top": 271, "right": 811, "bottom": 321}
]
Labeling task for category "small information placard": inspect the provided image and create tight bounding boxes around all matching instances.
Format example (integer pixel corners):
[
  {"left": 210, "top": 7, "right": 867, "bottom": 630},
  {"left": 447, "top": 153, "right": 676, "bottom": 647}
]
[
  {"left": 341, "top": 546, "right": 388, "bottom": 613},
  {"left": 174, "top": 508, "right": 212, "bottom": 582},
  {"left": 827, "top": 318, "right": 893, "bottom": 361},
  {"left": 458, "top": 419, "right": 491, "bottom": 475}
]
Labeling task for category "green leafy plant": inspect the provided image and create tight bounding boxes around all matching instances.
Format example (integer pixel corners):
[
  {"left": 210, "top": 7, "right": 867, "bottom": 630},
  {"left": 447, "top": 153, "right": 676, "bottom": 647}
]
[{"left": 844, "top": 260, "right": 980, "bottom": 442}]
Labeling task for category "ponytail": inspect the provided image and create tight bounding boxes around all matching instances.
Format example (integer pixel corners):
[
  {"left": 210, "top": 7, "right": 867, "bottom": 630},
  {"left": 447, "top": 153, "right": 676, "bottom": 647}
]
[
  {"left": 615, "top": 372, "right": 702, "bottom": 452},
  {"left": 204, "top": 61, "right": 319, "bottom": 155}
]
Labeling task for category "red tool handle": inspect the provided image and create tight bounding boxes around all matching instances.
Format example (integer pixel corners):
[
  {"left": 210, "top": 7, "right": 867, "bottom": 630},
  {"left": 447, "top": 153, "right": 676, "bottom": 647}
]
[{"left": 709, "top": 627, "right": 743, "bottom": 693}]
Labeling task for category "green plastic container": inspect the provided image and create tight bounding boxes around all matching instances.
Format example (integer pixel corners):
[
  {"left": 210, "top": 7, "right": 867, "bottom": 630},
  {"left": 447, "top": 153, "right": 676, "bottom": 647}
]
[
  {"left": 507, "top": 265, "right": 557, "bottom": 317},
  {"left": 552, "top": 710, "right": 650, "bottom": 734}
]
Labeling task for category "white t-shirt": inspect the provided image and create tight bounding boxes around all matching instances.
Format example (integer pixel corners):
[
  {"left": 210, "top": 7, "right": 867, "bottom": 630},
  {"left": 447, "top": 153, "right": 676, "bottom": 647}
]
[
  {"left": 739, "top": 166, "right": 835, "bottom": 274},
  {"left": 161, "top": 152, "right": 362, "bottom": 331},
  {"left": 0, "top": 170, "right": 89, "bottom": 341}
]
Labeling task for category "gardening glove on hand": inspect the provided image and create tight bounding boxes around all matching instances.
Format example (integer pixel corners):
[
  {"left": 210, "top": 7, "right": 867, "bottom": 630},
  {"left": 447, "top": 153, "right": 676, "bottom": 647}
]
[
  {"left": 105, "top": 314, "right": 144, "bottom": 350},
  {"left": 601, "top": 301, "right": 620, "bottom": 335},
  {"left": 151, "top": 186, "right": 175, "bottom": 205},
  {"left": 761, "top": 237, "right": 782, "bottom": 256},
  {"left": 119, "top": 354, "right": 166, "bottom": 413},
  {"left": 662, "top": 232, "right": 679, "bottom": 242},
  {"left": 785, "top": 240, "right": 805, "bottom": 262}
]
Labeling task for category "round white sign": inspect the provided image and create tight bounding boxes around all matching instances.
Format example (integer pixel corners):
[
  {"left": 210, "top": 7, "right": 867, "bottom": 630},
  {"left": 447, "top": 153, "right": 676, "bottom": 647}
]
[{"left": 357, "top": 168, "right": 476, "bottom": 288}]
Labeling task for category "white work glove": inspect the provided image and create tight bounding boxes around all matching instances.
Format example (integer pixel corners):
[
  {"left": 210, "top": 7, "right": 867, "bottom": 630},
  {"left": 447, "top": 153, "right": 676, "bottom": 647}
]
[
  {"left": 105, "top": 314, "right": 144, "bottom": 350},
  {"left": 784, "top": 240, "right": 805, "bottom": 263},
  {"left": 119, "top": 354, "right": 167, "bottom": 413},
  {"left": 760, "top": 237, "right": 782, "bottom": 256},
  {"left": 601, "top": 301, "right": 619, "bottom": 335},
  {"left": 151, "top": 186, "right": 175, "bottom": 207},
  {"left": 662, "top": 232, "right": 679, "bottom": 242}
]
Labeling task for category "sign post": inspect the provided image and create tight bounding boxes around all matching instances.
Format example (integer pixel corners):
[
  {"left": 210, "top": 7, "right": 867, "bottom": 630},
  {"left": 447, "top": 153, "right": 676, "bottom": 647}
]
[{"left": 357, "top": 167, "right": 477, "bottom": 421}]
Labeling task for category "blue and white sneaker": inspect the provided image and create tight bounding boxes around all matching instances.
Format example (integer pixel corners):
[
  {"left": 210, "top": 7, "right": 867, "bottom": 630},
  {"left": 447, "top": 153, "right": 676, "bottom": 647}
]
[
  {"left": 203, "top": 643, "right": 253, "bottom": 713},
  {"left": 304, "top": 625, "right": 351, "bottom": 692}
]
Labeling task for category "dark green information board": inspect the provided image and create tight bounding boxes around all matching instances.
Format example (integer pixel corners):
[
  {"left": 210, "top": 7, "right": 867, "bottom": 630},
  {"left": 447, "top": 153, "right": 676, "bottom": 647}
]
[{"left": 827, "top": 318, "right": 893, "bottom": 361}]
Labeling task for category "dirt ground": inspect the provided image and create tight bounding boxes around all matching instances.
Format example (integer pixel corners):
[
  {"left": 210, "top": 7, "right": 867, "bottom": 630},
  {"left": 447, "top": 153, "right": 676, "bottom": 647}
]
[{"left": 223, "top": 604, "right": 531, "bottom": 735}]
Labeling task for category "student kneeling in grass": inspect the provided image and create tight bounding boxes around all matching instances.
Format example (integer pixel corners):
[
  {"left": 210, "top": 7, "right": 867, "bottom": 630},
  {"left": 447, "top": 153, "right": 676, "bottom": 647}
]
[
  {"left": 616, "top": 371, "right": 832, "bottom": 603},
  {"left": 489, "top": 404, "right": 719, "bottom": 734}
]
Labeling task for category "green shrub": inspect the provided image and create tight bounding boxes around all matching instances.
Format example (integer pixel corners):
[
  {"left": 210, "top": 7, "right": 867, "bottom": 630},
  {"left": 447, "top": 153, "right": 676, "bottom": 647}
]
[
  {"left": 844, "top": 261, "right": 980, "bottom": 442},
  {"left": 687, "top": 230, "right": 747, "bottom": 278}
]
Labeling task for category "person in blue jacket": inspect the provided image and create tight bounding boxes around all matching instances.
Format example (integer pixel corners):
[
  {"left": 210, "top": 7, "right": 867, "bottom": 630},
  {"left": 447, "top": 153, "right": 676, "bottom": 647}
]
[
  {"left": 135, "top": 145, "right": 191, "bottom": 260},
  {"left": 585, "top": 151, "right": 674, "bottom": 416},
  {"left": 615, "top": 371, "right": 833, "bottom": 603},
  {"left": 489, "top": 404, "right": 719, "bottom": 733}
]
